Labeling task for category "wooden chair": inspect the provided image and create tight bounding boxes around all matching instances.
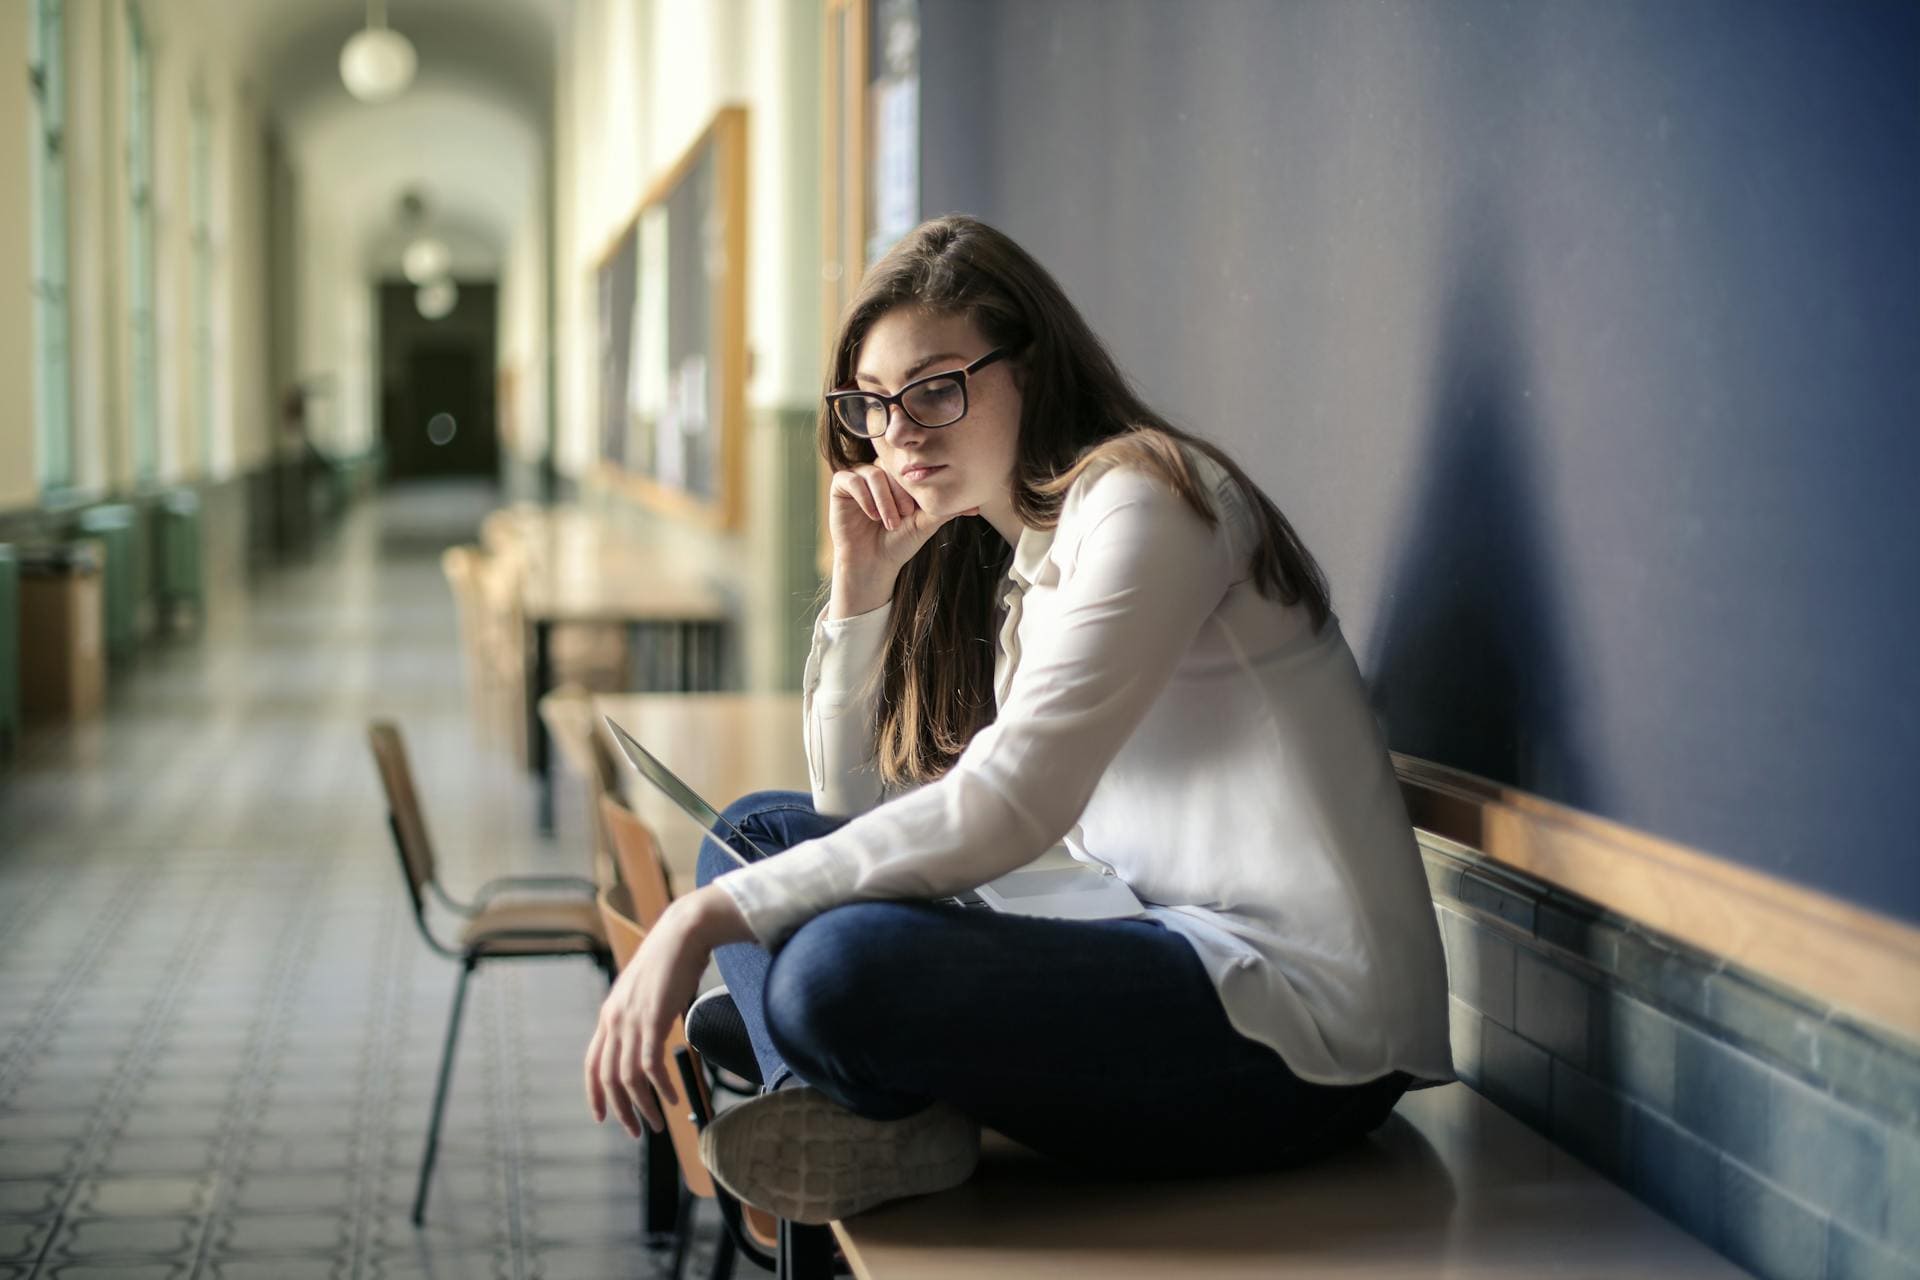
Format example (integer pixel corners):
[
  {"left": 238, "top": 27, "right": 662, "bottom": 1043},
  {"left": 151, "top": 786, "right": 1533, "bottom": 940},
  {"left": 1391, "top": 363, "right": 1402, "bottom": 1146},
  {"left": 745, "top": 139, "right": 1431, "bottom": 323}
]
[
  {"left": 475, "top": 546, "right": 534, "bottom": 763},
  {"left": 598, "top": 883, "right": 781, "bottom": 1280},
  {"left": 480, "top": 503, "right": 542, "bottom": 556},
  {"left": 542, "top": 711, "right": 696, "bottom": 1246},
  {"left": 538, "top": 684, "right": 626, "bottom": 888},
  {"left": 439, "top": 546, "right": 495, "bottom": 744},
  {"left": 600, "top": 791, "right": 676, "bottom": 928},
  {"left": 586, "top": 721, "right": 626, "bottom": 883},
  {"left": 599, "top": 786, "right": 764, "bottom": 1095},
  {"left": 475, "top": 546, "right": 629, "bottom": 767},
  {"left": 367, "top": 720, "right": 614, "bottom": 1225}
]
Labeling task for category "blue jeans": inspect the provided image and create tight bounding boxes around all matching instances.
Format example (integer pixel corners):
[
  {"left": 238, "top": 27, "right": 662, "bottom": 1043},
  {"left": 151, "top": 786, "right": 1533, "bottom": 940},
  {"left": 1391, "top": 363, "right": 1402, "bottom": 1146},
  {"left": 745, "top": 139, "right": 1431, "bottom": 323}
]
[{"left": 698, "top": 790, "right": 1410, "bottom": 1175}]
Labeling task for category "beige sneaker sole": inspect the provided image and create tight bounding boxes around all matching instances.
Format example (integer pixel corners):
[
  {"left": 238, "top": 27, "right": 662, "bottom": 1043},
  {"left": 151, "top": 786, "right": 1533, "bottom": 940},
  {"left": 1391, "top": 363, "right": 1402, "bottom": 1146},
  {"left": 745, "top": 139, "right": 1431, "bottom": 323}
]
[{"left": 699, "top": 1086, "right": 980, "bottom": 1225}]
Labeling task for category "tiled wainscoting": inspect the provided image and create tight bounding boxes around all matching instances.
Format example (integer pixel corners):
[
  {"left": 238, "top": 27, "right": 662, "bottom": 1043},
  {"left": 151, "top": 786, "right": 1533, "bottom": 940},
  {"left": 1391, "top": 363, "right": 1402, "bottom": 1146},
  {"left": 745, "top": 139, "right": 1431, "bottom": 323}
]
[{"left": 1427, "top": 835, "right": 1919, "bottom": 1279}]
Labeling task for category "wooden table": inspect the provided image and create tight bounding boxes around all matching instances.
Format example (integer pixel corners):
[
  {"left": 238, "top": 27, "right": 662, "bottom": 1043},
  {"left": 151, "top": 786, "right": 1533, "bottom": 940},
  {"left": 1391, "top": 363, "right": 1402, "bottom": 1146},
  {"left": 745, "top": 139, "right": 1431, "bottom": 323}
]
[
  {"left": 523, "top": 564, "right": 731, "bottom": 833},
  {"left": 590, "top": 693, "right": 806, "bottom": 891},
  {"left": 491, "top": 504, "right": 740, "bottom": 831}
]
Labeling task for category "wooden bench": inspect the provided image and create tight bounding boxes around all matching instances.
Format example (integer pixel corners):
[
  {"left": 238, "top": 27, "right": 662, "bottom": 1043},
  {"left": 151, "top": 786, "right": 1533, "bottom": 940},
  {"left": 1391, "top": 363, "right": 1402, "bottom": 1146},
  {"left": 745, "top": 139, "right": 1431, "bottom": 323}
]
[
  {"left": 829, "top": 1084, "right": 1745, "bottom": 1278},
  {"left": 568, "top": 695, "right": 1748, "bottom": 1279}
]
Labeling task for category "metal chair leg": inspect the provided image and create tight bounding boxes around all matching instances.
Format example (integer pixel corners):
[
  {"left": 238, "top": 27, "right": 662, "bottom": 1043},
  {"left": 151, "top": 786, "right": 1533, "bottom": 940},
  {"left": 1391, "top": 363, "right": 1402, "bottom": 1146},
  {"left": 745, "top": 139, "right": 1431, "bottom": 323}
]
[
  {"left": 675, "top": 1048, "right": 779, "bottom": 1274},
  {"left": 644, "top": 1119, "right": 682, "bottom": 1244},
  {"left": 413, "top": 958, "right": 476, "bottom": 1225},
  {"left": 669, "top": 1182, "right": 696, "bottom": 1280},
  {"left": 709, "top": 1225, "right": 737, "bottom": 1280},
  {"left": 777, "top": 1219, "right": 836, "bottom": 1280}
]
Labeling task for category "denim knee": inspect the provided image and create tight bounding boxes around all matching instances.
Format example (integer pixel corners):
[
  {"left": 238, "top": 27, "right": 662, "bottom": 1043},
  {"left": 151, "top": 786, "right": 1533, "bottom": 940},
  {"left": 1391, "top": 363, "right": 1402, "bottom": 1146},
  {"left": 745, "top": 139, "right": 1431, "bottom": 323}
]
[
  {"left": 696, "top": 789, "right": 814, "bottom": 888},
  {"left": 762, "top": 903, "right": 932, "bottom": 1114},
  {"left": 720, "top": 788, "right": 807, "bottom": 829},
  {"left": 696, "top": 831, "right": 746, "bottom": 890}
]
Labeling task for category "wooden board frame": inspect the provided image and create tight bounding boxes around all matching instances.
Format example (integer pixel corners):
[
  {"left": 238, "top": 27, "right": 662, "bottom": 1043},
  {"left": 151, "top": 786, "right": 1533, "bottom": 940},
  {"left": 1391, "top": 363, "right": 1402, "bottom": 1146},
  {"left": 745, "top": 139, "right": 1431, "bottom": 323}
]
[
  {"left": 817, "top": 0, "right": 871, "bottom": 575},
  {"left": 1395, "top": 752, "right": 1920, "bottom": 1045},
  {"left": 589, "top": 105, "right": 750, "bottom": 530}
]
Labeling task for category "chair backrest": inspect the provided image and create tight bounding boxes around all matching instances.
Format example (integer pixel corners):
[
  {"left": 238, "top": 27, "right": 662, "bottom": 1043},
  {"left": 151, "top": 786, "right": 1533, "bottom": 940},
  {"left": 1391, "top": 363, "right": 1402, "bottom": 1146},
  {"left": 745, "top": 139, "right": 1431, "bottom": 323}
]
[
  {"left": 587, "top": 717, "right": 624, "bottom": 807},
  {"left": 597, "top": 884, "right": 717, "bottom": 1201},
  {"left": 367, "top": 721, "right": 437, "bottom": 921},
  {"left": 539, "top": 683, "right": 599, "bottom": 776},
  {"left": 441, "top": 547, "right": 484, "bottom": 640},
  {"left": 475, "top": 545, "right": 525, "bottom": 634},
  {"left": 440, "top": 543, "right": 474, "bottom": 588},
  {"left": 481, "top": 503, "right": 540, "bottom": 557},
  {"left": 468, "top": 548, "right": 529, "bottom": 760},
  {"left": 599, "top": 793, "right": 675, "bottom": 929},
  {"left": 441, "top": 546, "right": 494, "bottom": 730},
  {"left": 537, "top": 684, "right": 621, "bottom": 886},
  {"left": 587, "top": 723, "right": 625, "bottom": 889}
]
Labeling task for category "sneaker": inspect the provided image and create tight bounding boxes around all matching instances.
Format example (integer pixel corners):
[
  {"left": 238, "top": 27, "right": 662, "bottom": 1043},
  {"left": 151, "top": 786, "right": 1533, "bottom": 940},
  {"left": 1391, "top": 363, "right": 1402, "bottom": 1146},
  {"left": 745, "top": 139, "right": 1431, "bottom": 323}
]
[
  {"left": 685, "top": 985, "right": 762, "bottom": 1087},
  {"left": 698, "top": 1086, "right": 980, "bottom": 1224}
]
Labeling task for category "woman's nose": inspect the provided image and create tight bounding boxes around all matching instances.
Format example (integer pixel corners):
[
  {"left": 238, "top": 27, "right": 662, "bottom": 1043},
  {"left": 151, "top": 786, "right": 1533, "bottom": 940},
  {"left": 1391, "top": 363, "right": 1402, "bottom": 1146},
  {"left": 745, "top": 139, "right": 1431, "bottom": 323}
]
[{"left": 882, "top": 403, "right": 925, "bottom": 445}]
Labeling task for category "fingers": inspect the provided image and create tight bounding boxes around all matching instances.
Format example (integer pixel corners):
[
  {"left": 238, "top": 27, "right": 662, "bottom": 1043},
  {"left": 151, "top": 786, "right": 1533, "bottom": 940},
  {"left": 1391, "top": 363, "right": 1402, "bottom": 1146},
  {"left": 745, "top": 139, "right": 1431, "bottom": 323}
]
[
  {"left": 643, "top": 1027, "right": 681, "bottom": 1113},
  {"left": 583, "top": 1022, "right": 608, "bottom": 1121},
  {"left": 881, "top": 468, "right": 921, "bottom": 520},
  {"left": 861, "top": 468, "right": 901, "bottom": 530},
  {"left": 586, "top": 1004, "right": 654, "bottom": 1138},
  {"left": 599, "top": 1021, "right": 642, "bottom": 1137},
  {"left": 607, "top": 1076, "right": 644, "bottom": 1140},
  {"left": 618, "top": 1024, "right": 663, "bottom": 1136},
  {"left": 833, "top": 466, "right": 919, "bottom": 533},
  {"left": 832, "top": 470, "right": 880, "bottom": 524}
]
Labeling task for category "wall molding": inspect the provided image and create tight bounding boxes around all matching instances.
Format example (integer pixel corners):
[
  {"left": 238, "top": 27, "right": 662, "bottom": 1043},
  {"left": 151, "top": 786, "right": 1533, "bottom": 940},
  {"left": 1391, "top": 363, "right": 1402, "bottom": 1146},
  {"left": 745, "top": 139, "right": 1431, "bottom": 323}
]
[{"left": 1394, "top": 754, "right": 1920, "bottom": 1048}]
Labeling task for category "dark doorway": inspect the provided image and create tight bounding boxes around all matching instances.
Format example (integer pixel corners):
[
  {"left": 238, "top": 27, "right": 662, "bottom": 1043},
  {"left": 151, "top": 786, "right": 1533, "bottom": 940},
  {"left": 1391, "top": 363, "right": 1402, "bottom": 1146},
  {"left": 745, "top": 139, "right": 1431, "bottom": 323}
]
[{"left": 378, "top": 281, "right": 501, "bottom": 481}]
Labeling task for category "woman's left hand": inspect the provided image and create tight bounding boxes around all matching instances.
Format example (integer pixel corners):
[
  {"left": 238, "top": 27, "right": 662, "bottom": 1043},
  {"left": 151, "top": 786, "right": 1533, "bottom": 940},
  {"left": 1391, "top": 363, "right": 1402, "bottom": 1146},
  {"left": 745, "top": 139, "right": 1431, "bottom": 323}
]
[{"left": 584, "top": 885, "right": 753, "bottom": 1138}]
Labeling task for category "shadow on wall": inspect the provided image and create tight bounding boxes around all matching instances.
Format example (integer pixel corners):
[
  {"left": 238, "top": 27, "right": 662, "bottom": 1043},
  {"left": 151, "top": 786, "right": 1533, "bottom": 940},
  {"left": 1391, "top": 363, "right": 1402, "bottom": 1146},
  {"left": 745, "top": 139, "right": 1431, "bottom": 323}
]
[{"left": 1366, "top": 215, "right": 1587, "bottom": 805}]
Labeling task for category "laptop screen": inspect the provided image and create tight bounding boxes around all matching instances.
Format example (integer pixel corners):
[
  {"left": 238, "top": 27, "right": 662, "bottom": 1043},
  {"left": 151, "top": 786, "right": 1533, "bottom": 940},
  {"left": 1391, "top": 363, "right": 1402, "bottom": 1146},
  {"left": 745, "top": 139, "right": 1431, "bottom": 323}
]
[{"left": 601, "top": 715, "right": 764, "bottom": 869}]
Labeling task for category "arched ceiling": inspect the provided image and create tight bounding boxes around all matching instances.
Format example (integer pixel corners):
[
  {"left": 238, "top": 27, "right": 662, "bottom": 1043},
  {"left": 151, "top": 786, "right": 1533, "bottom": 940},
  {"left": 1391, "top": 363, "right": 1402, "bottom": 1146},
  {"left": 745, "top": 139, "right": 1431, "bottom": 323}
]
[
  {"left": 201, "top": 0, "right": 561, "bottom": 274},
  {"left": 297, "top": 84, "right": 542, "bottom": 275}
]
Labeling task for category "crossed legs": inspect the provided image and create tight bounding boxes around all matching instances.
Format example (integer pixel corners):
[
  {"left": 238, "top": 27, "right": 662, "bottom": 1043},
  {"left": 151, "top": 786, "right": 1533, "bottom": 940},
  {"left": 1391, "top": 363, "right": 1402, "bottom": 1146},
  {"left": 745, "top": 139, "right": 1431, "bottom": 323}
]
[{"left": 698, "top": 790, "right": 1407, "bottom": 1175}]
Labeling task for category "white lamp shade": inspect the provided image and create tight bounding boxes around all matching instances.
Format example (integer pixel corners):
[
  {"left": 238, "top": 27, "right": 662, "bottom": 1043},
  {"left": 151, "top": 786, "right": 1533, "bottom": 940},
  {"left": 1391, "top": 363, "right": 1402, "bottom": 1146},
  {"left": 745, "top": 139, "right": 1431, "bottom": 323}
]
[
  {"left": 416, "top": 279, "right": 458, "bottom": 320},
  {"left": 340, "top": 27, "right": 417, "bottom": 104},
  {"left": 402, "top": 237, "right": 451, "bottom": 284}
]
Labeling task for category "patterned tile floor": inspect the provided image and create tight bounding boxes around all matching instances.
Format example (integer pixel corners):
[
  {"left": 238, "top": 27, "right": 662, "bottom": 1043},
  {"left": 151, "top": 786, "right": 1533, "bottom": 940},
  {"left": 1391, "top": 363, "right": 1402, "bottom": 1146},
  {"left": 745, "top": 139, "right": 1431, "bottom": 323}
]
[{"left": 0, "top": 484, "right": 753, "bottom": 1279}]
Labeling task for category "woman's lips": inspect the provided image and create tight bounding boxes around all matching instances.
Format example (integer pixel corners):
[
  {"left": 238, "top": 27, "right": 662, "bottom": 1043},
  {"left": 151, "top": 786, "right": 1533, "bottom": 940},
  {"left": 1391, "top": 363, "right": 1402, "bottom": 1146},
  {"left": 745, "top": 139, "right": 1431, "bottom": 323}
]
[{"left": 899, "top": 464, "right": 947, "bottom": 483}]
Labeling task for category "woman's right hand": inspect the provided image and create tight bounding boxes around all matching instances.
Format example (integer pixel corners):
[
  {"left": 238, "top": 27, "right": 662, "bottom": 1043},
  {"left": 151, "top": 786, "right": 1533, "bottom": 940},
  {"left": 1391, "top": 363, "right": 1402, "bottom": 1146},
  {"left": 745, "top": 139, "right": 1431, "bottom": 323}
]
[{"left": 827, "top": 464, "right": 963, "bottom": 616}]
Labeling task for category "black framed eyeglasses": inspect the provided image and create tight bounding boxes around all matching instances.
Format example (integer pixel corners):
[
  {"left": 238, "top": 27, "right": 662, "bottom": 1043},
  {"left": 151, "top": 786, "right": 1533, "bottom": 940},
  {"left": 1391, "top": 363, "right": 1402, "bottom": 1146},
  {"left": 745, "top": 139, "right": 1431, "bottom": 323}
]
[{"left": 825, "top": 348, "right": 1011, "bottom": 439}]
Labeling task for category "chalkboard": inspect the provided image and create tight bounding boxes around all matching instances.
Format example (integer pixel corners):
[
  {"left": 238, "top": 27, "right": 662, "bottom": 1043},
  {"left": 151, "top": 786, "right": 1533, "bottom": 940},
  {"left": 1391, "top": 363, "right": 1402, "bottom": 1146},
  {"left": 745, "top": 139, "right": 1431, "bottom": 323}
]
[{"left": 593, "top": 106, "right": 748, "bottom": 528}]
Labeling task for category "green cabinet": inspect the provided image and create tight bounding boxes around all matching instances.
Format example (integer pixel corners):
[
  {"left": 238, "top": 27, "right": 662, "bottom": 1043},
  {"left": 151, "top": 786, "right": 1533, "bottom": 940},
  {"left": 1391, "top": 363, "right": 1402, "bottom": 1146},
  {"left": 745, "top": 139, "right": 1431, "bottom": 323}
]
[
  {"left": 75, "top": 503, "right": 138, "bottom": 663},
  {"left": 0, "top": 544, "right": 17, "bottom": 750},
  {"left": 155, "top": 488, "right": 203, "bottom": 628}
]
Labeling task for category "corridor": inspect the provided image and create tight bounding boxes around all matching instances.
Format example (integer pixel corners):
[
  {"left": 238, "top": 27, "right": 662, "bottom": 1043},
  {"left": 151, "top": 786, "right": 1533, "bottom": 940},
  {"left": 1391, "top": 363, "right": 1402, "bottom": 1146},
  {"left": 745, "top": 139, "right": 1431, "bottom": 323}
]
[{"left": 0, "top": 484, "right": 725, "bottom": 1279}]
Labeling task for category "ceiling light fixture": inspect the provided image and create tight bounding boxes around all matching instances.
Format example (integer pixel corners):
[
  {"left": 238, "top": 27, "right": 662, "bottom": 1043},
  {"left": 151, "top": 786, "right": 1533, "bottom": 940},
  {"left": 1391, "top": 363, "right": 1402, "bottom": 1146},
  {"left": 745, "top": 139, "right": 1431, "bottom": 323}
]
[
  {"left": 402, "top": 237, "right": 450, "bottom": 285},
  {"left": 416, "top": 279, "right": 458, "bottom": 321},
  {"left": 339, "top": 0, "right": 416, "bottom": 105}
]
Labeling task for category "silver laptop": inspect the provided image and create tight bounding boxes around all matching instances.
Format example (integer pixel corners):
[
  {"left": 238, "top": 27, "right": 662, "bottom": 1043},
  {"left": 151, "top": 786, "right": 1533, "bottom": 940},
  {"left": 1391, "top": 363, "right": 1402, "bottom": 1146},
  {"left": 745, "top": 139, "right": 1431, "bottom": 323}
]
[{"left": 601, "top": 715, "right": 1145, "bottom": 921}]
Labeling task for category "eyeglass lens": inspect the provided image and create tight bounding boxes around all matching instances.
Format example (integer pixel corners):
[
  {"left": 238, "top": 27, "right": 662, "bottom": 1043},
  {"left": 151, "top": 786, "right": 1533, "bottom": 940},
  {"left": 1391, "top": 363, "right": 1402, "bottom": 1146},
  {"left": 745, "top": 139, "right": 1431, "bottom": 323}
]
[{"left": 835, "top": 374, "right": 968, "bottom": 437}]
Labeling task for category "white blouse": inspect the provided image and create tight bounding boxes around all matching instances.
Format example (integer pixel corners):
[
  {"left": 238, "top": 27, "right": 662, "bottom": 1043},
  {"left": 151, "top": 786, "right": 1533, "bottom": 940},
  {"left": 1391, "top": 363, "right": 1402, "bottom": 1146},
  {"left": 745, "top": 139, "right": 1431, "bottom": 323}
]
[{"left": 714, "top": 449, "right": 1456, "bottom": 1087}]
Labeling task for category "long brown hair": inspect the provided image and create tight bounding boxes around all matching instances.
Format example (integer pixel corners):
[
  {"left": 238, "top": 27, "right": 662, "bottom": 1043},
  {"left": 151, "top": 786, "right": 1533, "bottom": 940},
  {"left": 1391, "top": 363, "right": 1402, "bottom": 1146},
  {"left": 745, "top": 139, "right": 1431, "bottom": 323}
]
[{"left": 823, "top": 215, "right": 1330, "bottom": 789}]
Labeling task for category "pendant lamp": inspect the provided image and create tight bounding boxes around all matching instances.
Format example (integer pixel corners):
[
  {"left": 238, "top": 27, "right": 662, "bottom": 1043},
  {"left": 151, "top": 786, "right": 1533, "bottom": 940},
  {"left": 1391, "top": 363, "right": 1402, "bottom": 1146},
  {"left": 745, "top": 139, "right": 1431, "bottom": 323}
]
[{"left": 340, "top": 0, "right": 416, "bottom": 104}]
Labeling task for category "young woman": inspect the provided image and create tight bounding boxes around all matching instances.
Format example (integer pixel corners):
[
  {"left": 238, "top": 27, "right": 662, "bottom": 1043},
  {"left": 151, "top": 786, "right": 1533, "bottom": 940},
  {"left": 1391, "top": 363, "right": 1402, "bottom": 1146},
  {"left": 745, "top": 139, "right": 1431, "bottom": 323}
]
[{"left": 584, "top": 215, "right": 1453, "bottom": 1225}]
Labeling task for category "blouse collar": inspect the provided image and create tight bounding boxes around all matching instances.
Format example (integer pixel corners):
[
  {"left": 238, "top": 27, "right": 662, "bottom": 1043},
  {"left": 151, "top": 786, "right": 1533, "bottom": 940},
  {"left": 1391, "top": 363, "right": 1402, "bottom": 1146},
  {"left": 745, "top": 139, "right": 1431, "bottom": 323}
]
[{"left": 1008, "top": 522, "right": 1055, "bottom": 589}]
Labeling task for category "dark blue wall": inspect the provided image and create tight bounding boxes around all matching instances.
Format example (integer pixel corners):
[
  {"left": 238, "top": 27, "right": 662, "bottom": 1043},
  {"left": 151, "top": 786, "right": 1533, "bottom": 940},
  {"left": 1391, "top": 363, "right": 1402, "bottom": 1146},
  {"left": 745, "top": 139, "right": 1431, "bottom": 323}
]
[{"left": 920, "top": 0, "right": 1920, "bottom": 920}]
